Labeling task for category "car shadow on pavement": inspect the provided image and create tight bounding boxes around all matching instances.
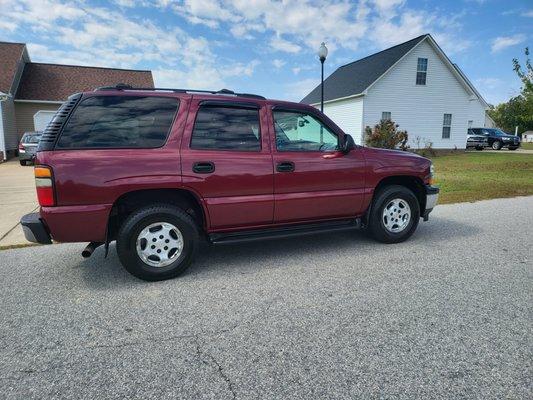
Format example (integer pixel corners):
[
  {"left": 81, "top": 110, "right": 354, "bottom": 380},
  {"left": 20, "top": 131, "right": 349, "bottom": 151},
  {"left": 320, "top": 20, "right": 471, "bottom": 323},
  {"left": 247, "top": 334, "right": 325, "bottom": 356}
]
[{"left": 77, "top": 214, "right": 480, "bottom": 287}]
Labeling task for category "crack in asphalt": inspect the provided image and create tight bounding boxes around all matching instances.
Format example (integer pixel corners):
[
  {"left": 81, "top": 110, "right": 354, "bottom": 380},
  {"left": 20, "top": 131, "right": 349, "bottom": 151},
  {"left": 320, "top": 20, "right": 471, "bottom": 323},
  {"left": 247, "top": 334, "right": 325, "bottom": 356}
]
[
  {"left": 5, "top": 296, "right": 281, "bottom": 389},
  {"left": 194, "top": 335, "right": 237, "bottom": 400}
]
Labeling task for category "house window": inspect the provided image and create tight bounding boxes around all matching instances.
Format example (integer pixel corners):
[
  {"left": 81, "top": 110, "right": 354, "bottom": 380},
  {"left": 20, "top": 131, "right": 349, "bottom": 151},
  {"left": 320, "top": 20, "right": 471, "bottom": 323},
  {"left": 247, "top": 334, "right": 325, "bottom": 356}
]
[
  {"left": 442, "top": 114, "right": 452, "bottom": 139},
  {"left": 382, "top": 112, "right": 391, "bottom": 121},
  {"left": 416, "top": 58, "right": 428, "bottom": 85}
]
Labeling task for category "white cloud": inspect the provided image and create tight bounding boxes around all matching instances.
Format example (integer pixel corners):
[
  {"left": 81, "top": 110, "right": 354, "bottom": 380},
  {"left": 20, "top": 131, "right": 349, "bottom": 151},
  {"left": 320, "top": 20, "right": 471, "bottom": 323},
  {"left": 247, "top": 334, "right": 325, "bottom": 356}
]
[
  {"left": 0, "top": 0, "right": 264, "bottom": 91},
  {"left": 491, "top": 34, "right": 526, "bottom": 53},
  {"left": 373, "top": 0, "right": 405, "bottom": 13},
  {"left": 270, "top": 36, "right": 301, "bottom": 53},
  {"left": 291, "top": 67, "right": 301, "bottom": 75},
  {"left": 522, "top": 10, "right": 533, "bottom": 17},
  {"left": 474, "top": 77, "right": 520, "bottom": 105},
  {"left": 272, "top": 59, "right": 286, "bottom": 69},
  {"left": 370, "top": 10, "right": 428, "bottom": 47},
  {"left": 284, "top": 78, "right": 319, "bottom": 102},
  {"left": 475, "top": 77, "right": 503, "bottom": 90}
]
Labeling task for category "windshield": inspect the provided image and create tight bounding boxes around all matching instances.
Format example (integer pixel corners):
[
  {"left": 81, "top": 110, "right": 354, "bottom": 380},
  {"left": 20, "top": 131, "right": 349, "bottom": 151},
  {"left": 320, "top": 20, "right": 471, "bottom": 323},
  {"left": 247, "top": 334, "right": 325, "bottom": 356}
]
[{"left": 22, "top": 134, "right": 42, "bottom": 144}]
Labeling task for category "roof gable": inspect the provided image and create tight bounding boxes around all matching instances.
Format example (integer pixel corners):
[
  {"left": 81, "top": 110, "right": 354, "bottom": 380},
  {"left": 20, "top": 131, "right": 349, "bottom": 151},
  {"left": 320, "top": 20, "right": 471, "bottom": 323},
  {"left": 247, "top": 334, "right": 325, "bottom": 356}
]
[
  {"left": 0, "top": 42, "right": 26, "bottom": 94},
  {"left": 15, "top": 63, "right": 154, "bottom": 101},
  {"left": 301, "top": 34, "right": 427, "bottom": 104}
]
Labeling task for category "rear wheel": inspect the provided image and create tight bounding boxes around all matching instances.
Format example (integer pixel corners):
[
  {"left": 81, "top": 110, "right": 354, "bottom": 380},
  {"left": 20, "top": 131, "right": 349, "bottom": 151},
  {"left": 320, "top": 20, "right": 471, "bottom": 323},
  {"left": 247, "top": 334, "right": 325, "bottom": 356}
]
[
  {"left": 19, "top": 160, "right": 26, "bottom": 166},
  {"left": 116, "top": 204, "right": 199, "bottom": 281},
  {"left": 475, "top": 146, "right": 483, "bottom": 151},
  {"left": 368, "top": 185, "right": 420, "bottom": 243},
  {"left": 492, "top": 141, "right": 502, "bottom": 150}
]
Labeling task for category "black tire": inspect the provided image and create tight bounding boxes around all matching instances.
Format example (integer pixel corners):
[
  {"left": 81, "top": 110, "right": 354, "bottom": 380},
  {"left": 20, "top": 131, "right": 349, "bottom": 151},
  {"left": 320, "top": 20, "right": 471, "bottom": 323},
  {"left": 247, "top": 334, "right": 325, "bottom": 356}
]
[
  {"left": 475, "top": 146, "right": 483, "bottom": 151},
  {"left": 368, "top": 185, "right": 420, "bottom": 244},
  {"left": 19, "top": 160, "right": 26, "bottom": 166},
  {"left": 492, "top": 141, "right": 502, "bottom": 150},
  {"left": 116, "top": 204, "right": 199, "bottom": 281},
  {"left": 508, "top": 147, "right": 518, "bottom": 151}
]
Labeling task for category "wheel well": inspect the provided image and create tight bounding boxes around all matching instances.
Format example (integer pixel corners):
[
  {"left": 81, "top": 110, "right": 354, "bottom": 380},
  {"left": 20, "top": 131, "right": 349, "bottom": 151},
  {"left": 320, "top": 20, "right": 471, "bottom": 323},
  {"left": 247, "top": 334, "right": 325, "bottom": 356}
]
[
  {"left": 107, "top": 189, "right": 206, "bottom": 241},
  {"left": 373, "top": 176, "right": 426, "bottom": 211}
]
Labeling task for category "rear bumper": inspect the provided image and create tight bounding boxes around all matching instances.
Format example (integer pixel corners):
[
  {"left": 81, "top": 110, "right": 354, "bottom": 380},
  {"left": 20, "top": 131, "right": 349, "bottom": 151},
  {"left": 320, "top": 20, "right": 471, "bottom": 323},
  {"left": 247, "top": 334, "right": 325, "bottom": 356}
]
[
  {"left": 40, "top": 204, "right": 112, "bottom": 243},
  {"left": 422, "top": 185, "right": 439, "bottom": 221},
  {"left": 20, "top": 213, "right": 52, "bottom": 244}
]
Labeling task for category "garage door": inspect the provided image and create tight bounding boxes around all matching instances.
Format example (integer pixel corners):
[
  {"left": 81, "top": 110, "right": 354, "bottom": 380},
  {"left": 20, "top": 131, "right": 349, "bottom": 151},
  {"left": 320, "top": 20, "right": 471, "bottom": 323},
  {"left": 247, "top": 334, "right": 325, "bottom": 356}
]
[{"left": 33, "top": 110, "right": 57, "bottom": 131}]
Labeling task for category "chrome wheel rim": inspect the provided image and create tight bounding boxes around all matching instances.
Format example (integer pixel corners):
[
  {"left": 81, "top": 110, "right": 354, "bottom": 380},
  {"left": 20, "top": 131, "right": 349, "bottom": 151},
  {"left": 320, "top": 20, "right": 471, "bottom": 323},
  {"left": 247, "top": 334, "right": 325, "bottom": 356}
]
[
  {"left": 136, "top": 222, "right": 184, "bottom": 267},
  {"left": 382, "top": 198, "right": 411, "bottom": 233}
]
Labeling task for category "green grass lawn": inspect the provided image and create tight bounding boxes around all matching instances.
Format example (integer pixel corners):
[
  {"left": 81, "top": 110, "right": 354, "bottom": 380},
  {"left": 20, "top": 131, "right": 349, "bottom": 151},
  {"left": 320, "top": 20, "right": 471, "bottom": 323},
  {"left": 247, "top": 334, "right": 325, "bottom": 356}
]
[
  {"left": 429, "top": 152, "right": 533, "bottom": 204},
  {"left": 521, "top": 142, "right": 533, "bottom": 150}
]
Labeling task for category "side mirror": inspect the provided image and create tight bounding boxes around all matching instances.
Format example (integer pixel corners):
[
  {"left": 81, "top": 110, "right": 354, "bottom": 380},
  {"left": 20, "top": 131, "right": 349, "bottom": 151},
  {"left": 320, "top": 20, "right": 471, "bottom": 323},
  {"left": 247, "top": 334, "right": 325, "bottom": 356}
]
[{"left": 342, "top": 134, "right": 356, "bottom": 154}]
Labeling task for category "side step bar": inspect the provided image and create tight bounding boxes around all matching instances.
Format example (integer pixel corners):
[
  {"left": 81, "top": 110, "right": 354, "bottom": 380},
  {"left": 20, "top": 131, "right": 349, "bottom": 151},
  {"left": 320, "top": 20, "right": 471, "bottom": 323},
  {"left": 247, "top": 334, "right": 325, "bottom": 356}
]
[{"left": 209, "top": 218, "right": 361, "bottom": 245}]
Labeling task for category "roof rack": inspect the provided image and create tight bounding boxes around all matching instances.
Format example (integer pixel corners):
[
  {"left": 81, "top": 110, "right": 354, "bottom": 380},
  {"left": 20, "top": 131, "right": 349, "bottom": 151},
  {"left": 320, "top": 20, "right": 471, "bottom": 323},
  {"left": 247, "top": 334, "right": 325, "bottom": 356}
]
[{"left": 94, "top": 84, "right": 266, "bottom": 100}]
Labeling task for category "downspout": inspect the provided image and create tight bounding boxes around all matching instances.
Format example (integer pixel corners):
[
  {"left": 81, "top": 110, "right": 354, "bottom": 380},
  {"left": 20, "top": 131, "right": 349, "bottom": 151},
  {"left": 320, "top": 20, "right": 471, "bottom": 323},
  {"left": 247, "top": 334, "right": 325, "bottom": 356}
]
[{"left": 0, "top": 92, "right": 7, "bottom": 161}]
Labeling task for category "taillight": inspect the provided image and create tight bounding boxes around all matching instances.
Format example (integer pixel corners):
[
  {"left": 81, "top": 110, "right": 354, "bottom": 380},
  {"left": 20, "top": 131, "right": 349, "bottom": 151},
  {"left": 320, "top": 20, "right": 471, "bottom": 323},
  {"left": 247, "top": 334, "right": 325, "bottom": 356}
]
[
  {"left": 18, "top": 143, "right": 24, "bottom": 151},
  {"left": 34, "top": 166, "right": 56, "bottom": 206}
]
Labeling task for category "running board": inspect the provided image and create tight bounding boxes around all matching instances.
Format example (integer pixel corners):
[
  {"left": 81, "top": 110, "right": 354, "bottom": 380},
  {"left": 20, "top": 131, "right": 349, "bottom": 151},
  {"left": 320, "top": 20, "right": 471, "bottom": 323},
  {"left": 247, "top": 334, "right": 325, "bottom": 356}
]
[{"left": 209, "top": 218, "right": 361, "bottom": 245}]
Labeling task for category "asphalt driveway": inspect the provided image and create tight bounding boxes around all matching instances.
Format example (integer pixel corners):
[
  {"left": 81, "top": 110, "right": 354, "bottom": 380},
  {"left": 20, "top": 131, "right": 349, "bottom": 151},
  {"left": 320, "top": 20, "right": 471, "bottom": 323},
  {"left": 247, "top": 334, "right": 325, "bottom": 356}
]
[{"left": 0, "top": 196, "right": 531, "bottom": 399}]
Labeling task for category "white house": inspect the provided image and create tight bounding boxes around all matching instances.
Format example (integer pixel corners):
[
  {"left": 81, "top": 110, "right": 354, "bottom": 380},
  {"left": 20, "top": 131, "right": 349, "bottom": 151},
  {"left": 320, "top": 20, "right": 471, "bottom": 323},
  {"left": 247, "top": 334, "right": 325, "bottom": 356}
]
[
  {"left": 301, "top": 34, "right": 491, "bottom": 149},
  {"left": 522, "top": 131, "right": 533, "bottom": 143}
]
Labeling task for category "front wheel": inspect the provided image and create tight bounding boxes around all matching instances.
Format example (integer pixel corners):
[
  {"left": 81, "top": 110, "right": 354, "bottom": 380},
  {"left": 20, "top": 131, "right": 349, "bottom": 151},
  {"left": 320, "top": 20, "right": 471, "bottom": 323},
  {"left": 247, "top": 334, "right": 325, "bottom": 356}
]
[
  {"left": 492, "top": 141, "right": 502, "bottom": 150},
  {"left": 368, "top": 185, "right": 420, "bottom": 243},
  {"left": 508, "top": 147, "right": 518, "bottom": 151},
  {"left": 116, "top": 204, "right": 199, "bottom": 281}
]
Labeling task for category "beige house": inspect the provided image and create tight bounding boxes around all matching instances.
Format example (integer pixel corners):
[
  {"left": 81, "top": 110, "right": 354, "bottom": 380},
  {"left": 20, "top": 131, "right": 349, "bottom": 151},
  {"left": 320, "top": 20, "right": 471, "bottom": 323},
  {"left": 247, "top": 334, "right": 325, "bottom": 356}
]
[{"left": 0, "top": 41, "right": 154, "bottom": 160}]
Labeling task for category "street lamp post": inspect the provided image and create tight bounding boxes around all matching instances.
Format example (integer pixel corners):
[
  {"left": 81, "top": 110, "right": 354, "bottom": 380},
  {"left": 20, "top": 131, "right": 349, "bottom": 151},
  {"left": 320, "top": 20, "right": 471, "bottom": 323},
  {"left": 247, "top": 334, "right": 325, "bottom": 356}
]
[
  {"left": 318, "top": 42, "right": 328, "bottom": 113},
  {"left": 318, "top": 42, "right": 328, "bottom": 144}
]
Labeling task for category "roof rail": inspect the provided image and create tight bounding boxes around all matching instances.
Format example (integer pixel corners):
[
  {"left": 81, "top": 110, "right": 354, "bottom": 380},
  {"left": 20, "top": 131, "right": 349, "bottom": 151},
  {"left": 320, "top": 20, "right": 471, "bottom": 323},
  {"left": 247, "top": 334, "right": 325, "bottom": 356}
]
[{"left": 94, "top": 84, "right": 266, "bottom": 100}]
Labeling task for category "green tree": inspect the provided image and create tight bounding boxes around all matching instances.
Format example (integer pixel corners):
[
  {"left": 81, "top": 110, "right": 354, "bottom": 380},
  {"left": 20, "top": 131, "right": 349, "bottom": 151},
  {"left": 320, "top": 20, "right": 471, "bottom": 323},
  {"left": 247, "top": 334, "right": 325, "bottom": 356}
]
[
  {"left": 488, "top": 47, "right": 533, "bottom": 133},
  {"left": 513, "top": 47, "right": 532, "bottom": 97}
]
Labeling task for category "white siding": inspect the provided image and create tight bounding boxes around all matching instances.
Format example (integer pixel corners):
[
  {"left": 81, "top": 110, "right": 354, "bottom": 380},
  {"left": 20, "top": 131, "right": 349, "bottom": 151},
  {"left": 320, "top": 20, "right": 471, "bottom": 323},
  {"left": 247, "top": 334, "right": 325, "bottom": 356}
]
[
  {"left": 363, "top": 40, "right": 475, "bottom": 149},
  {"left": 468, "top": 99, "right": 487, "bottom": 128},
  {"left": 320, "top": 96, "right": 365, "bottom": 145},
  {"left": 0, "top": 96, "right": 18, "bottom": 154}
]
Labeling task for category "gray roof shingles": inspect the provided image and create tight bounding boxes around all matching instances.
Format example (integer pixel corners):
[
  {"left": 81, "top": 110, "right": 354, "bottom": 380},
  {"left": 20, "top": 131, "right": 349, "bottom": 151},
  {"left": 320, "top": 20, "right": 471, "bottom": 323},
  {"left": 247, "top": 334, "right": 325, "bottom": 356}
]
[{"left": 300, "top": 34, "right": 428, "bottom": 104}]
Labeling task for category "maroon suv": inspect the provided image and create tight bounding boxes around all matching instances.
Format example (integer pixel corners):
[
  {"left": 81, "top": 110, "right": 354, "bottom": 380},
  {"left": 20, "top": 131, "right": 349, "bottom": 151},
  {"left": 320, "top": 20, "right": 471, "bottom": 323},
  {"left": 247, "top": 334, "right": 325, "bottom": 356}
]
[{"left": 21, "top": 85, "right": 439, "bottom": 281}]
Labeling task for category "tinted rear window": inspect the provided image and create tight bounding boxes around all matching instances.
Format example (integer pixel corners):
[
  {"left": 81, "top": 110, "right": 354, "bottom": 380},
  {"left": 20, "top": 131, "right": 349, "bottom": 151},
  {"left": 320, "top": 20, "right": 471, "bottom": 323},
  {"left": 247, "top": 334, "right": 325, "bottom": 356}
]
[
  {"left": 190, "top": 106, "right": 261, "bottom": 151},
  {"left": 56, "top": 96, "right": 179, "bottom": 149}
]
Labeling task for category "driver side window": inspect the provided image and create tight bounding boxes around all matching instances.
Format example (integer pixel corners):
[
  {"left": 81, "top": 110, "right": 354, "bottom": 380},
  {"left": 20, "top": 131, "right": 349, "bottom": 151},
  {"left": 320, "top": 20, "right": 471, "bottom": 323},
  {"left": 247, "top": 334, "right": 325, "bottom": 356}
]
[{"left": 273, "top": 110, "right": 338, "bottom": 152}]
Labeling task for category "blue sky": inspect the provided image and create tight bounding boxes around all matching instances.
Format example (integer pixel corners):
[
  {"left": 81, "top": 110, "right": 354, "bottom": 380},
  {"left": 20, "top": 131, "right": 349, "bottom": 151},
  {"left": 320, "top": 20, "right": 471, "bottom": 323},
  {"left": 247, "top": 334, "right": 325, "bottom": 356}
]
[{"left": 1, "top": 0, "right": 531, "bottom": 104}]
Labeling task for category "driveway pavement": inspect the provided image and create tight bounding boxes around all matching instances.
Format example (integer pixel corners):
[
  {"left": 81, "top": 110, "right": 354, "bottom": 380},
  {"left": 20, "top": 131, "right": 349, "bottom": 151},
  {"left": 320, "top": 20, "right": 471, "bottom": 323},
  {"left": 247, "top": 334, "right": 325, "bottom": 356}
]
[
  {"left": 0, "top": 159, "right": 38, "bottom": 247},
  {"left": 0, "top": 196, "right": 531, "bottom": 399}
]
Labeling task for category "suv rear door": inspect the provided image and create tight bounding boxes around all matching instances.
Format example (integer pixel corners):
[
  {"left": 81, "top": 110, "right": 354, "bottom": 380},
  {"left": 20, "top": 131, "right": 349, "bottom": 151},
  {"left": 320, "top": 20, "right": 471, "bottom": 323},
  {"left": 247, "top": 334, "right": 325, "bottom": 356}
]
[
  {"left": 269, "top": 105, "right": 366, "bottom": 223},
  {"left": 180, "top": 98, "right": 274, "bottom": 230}
]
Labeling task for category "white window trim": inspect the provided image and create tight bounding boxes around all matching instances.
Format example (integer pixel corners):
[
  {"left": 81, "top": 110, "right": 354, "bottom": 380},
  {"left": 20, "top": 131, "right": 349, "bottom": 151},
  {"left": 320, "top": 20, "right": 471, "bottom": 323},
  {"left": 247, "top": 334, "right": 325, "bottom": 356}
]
[
  {"left": 416, "top": 57, "right": 428, "bottom": 85},
  {"left": 442, "top": 113, "right": 452, "bottom": 139}
]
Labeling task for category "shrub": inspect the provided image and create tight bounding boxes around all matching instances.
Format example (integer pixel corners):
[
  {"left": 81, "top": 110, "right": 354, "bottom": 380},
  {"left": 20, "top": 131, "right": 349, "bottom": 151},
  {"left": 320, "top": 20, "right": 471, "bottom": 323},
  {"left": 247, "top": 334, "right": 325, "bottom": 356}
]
[
  {"left": 413, "top": 135, "right": 436, "bottom": 157},
  {"left": 365, "top": 119, "right": 409, "bottom": 150}
]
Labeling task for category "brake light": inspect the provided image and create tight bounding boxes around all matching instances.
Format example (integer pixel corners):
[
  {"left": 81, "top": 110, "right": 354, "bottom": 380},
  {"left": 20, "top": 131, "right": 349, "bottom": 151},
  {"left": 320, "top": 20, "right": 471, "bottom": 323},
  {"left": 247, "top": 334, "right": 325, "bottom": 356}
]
[
  {"left": 18, "top": 143, "right": 24, "bottom": 151},
  {"left": 34, "top": 166, "right": 55, "bottom": 206}
]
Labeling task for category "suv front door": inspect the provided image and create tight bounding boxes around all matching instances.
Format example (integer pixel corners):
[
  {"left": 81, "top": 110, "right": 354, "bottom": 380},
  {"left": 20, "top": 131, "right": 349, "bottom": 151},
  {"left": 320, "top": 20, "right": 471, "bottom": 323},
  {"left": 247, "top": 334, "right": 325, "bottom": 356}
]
[
  {"left": 270, "top": 106, "right": 366, "bottom": 223},
  {"left": 180, "top": 99, "right": 274, "bottom": 230}
]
